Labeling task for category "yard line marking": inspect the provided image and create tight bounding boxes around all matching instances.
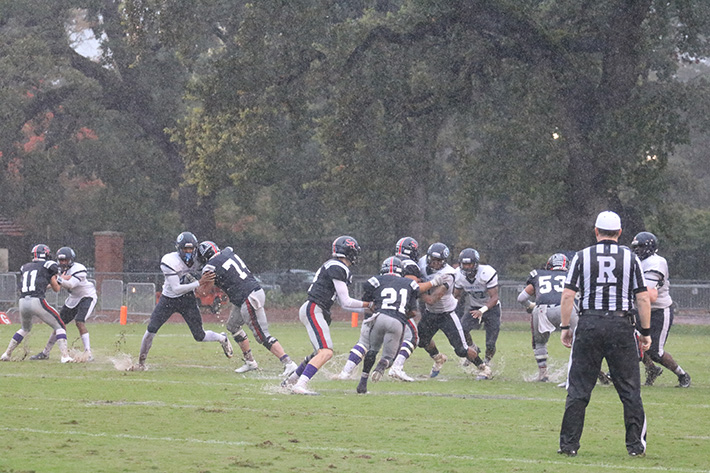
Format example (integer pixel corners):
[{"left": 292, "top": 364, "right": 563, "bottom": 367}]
[{"left": 3, "top": 427, "right": 709, "bottom": 473}]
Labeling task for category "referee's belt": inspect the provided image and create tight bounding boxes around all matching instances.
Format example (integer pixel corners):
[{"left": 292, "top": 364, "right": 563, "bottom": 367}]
[{"left": 581, "top": 310, "right": 629, "bottom": 317}]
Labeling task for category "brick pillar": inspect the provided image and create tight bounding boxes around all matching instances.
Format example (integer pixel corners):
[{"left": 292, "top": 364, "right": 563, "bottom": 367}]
[{"left": 94, "top": 231, "right": 124, "bottom": 289}]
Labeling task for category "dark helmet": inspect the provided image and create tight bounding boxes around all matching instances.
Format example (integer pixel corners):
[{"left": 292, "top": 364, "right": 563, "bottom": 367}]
[
  {"left": 56, "top": 247, "right": 76, "bottom": 270},
  {"left": 332, "top": 235, "right": 361, "bottom": 264},
  {"left": 546, "top": 253, "right": 570, "bottom": 271},
  {"left": 394, "top": 237, "right": 419, "bottom": 261},
  {"left": 458, "top": 248, "right": 480, "bottom": 278},
  {"left": 380, "top": 256, "right": 404, "bottom": 276},
  {"left": 31, "top": 244, "right": 51, "bottom": 261},
  {"left": 426, "top": 242, "right": 450, "bottom": 265},
  {"left": 196, "top": 241, "right": 220, "bottom": 265},
  {"left": 175, "top": 231, "right": 198, "bottom": 266},
  {"left": 631, "top": 232, "right": 658, "bottom": 260}
]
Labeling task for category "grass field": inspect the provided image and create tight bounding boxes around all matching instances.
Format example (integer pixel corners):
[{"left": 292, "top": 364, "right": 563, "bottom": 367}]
[{"left": 1, "top": 320, "right": 708, "bottom": 473}]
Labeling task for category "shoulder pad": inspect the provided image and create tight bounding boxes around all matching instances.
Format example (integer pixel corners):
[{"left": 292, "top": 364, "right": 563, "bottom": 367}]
[
  {"left": 478, "top": 265, "right": 497, "bottom": 282},
  {"left": 367, "top": 276, "right": 381, "bottom": 288}
]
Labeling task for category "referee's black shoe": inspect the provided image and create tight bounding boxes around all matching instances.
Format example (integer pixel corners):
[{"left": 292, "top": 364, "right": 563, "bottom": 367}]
[{"left": 557, "top": 448, "right": 577, "bottom": 457}]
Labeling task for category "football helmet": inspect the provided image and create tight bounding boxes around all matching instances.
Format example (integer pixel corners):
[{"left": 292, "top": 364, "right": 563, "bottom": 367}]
[
  {"left": 332, "top": 235, "right": 361, "bottom": 264},
  {"left": 196, "top": 241, "right": 220, "bottom": 265},
  {"left": 380, "top": 256, "right": 404, "bottom": 276},
  {"left": 546, "top": 253, "right": 570, "bottom": 271},
  {"left": 175, "top": 231, "right": 198, "bottom": 266},
  {"left": 56, "top": 247, "right": 76, "bottom": 270},
  {"left": 394, "top": 237, "right": 419, "bottom": 261},
  {"left": 426, "top": 242, "right": 449, "bottom": 272},
  {"left": 458, "top": 248, "right": 480, "bottom": 278},
  {"left": 631, "top": 232, "right": 658, "bottom": 260},
  {"left": 31, "top": 244, "right": 51, "bottom": 261}
]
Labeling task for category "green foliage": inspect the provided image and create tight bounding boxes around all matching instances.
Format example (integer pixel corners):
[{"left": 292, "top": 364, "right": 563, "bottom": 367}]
[{"left": 2, "top": 0, "right": 710, "bottom": 277}]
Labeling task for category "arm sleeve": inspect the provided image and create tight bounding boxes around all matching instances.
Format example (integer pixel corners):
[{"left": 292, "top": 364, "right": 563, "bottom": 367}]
[
  {"left": 166, "top": 273, "right": 200, "bottom": 296},
  {"left": 517, "top": 288, "right": 533, "bottom": 306},
  {"left": 333, "top": 279, "right": 364, "bottom": 309}
]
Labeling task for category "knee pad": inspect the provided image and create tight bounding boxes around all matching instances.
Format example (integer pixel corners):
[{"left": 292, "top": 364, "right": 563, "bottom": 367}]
[
  {"left": 262, "top": 336, "right": 277, "bottom": 351},
  {"left": 232, "top": 329, "right": 248, "bottom": 343}
]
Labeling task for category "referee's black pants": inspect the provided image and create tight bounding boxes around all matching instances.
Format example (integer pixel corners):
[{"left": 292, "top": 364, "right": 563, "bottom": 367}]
[{"left": 560, "top": 314, "right": 647, "bottom": 455}]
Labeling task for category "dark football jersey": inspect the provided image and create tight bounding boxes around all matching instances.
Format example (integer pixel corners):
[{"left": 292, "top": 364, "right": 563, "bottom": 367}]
[
  {"left": 362, "top": 274, "right": 420, "bottom": 325},
  {"left": 401, "top": 259, "right": 422, "bottom": 279},
  {"left": 202, "top": 248, "right": 260, "bottom": 305},
  {"left": 19, "top": 260, "right": 59, "bottom": 298},
  {"left": 307, "top": 259, "right": 351, "bottom": 312},
  {"left": 525, "top": 268, "right": 568, "bottom": 306}
]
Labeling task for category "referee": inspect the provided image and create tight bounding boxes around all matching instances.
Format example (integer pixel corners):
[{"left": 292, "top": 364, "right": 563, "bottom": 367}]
[{"left": 558, "top": 211, "right": 651, "bottom": 457}]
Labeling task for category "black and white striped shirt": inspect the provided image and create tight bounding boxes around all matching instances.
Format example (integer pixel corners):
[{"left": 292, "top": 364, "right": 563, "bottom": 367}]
[{"left": 565, "top": 240, "right": 647, "bottom": 311}]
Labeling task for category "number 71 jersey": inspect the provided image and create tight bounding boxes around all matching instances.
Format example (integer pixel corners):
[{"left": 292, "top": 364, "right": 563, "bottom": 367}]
[{"left": 525, "top": 268, "right": 567, "bottom": 305}]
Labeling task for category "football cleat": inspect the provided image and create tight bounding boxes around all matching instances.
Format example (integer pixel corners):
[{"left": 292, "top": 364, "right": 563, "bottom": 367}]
[
  {"left": 644, "top": 364, "right": 663, "bottom": 386},
  {"left": 476, "top": 364, "right": 492, "bottom": 380},
  {"left": 430, "top": 353, "right": 448, "bottom": 378},
  {"left": 0, "top": 353, "right": 10, "bottom": 361},
  {"left": 60, "top": 355, "right": 74, "bottom": 364},
  {"left": 30, "top": 352, "right": 49, "bottom": 360},
  {"left": 371, "top": 369, "right": 384, "bottom": 383},
  {"left": 557, "top": 448, "right": 577, "bottom": 457},
  {"left": 281, "top": 374, "right": 298, "bottom": 388},
  {"left": 235, "top": 360, "right": 258, "bottom": 373},
  {"left": 281, "top": 361, "right": 298, "bottom": 378},
  {"left": 336, "top": 370, "right": 354, "bottom": 380},
  {"left": 597, "top": 371, "right": 612, "bottom": 385},
  {"left": 388, "top": 366, "right": 414, "bottom": 382},
  {"left": 291, "top": 384, "right": 319, "bottom": 395},
  {"left": 677, "top": 372, "right": 691, "bottom": 388},
  {"left": 356, "top": 378, "right": 368, "bottom": 394},
  {"left": 220, "top": 333, "right": 234, "bottom": 358}
]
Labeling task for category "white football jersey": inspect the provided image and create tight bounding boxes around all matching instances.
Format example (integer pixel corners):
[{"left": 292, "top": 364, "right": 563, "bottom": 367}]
[
  {"left": 454, "top": 264, "right": 499, "bottom": 309},
  {"left": 417, "top": 257, "right": 458, "bottom": 313},
  {"left": 160, "top": 251, "right": 199, "bottom": 298},
  {"left": 60, "top": 262, "right": 97, "bottom": 308},
  {"left": 641, "top": 253, "right": 672, "bottom": 309}
]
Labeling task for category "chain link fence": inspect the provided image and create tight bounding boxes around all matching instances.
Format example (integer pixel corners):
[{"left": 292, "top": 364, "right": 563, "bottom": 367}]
[{"left": 1, "top": 272, "right": 709, "bottom": 322}]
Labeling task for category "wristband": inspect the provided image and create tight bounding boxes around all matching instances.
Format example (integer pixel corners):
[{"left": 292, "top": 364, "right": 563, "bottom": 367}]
[
  {"left": 559, "top": 325, "right": 570, "bottom": 330},
  {"left": 478, "top": 306, "right": 488, "bottom": 314},
  {"left": 639, "top": 327, "right": 651, "bottom": 337}
]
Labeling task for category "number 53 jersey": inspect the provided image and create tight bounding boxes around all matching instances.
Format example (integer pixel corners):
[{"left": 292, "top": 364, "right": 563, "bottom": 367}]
[{"left": 525, "top": 268, "right": 567, "bottom": 305}]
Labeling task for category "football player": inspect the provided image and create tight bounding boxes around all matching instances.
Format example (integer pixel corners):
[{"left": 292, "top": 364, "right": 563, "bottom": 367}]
[
  {"left": 353, "top": 257, "right": 422, "bottom": 394},
  {"left": 30, "top": 247, "right": 98, "bottom": 362},
  {"left": 517, "top": 253, "right": 577, "bottom": 382},
  {"left": 453, "top": 248, "right": 501, "bottom": 366},
  {"left": 283, "top": 236, "right": 372, "bottom": 395},
  {"left": 196, "top": 241, "right": 298, "bottom": 377},
  {"left": 2, "top": 245, "right": 73, "bottom": 363},
  {"left": 336, "top": 238, "right": 443, "bottom": 381},
  {"left": 417, "top": 243, "right": 491, "bottom": 379},
  {"left": 631, "top": 232, "right": 691, "bottom": 387},
  {"left": 131, "top": 232, "right": 233, "bottom": 371}
]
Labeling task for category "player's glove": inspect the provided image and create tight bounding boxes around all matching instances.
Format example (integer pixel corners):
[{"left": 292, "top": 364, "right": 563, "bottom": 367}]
[
  {"left": 180, "top": 273, "right": 197, "bottom": 285},
  {"left": 430, "top": 273, "right": 446, "bottom": 287}
]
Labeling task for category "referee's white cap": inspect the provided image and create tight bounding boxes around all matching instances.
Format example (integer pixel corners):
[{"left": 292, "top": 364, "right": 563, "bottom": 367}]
[{"left": 595, "top": 211, "right": 621, "bottom": 231}]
